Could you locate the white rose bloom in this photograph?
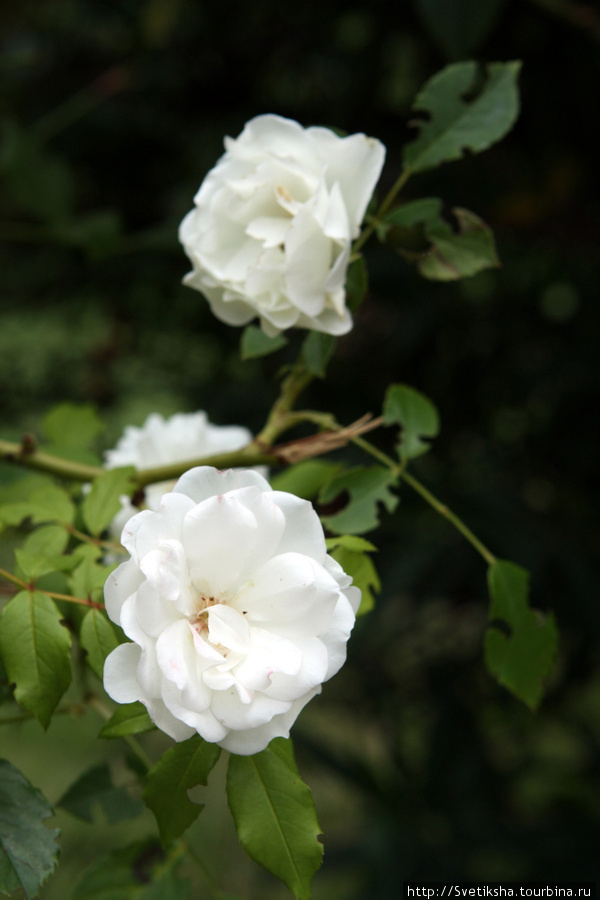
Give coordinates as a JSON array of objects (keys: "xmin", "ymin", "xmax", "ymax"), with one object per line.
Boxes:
[
  {"xmin": 103, "ymin": 466, "xmax": 360, "ymax": 755},
  {"xmin": 104, "ymin": 411, "xmax": 259, "ymax": 536},
  {"xmin": 179, "ymin": 114, "xmax": 385, "ymax": 337}
]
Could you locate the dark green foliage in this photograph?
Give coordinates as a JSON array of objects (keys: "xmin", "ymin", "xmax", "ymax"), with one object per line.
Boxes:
[{"xmin": 0, "ymin": 759, "xmax": 60, "ymax": 898}]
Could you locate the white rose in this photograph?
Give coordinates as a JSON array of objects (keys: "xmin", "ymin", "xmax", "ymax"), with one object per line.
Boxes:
[
  {"xmin": 179, "ymin": 114, "xmax": 385, "ymax": 337},
  {"xmin": 103, "ymin": 466, "xmax": 360, "ymax": 755},
  {"xmin": 104, "ymin": 411, "xmax": 261, "ymax": 536}
]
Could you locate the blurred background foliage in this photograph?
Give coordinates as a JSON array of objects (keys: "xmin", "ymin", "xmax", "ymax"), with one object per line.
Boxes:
[{"xmin": 1, "ymin": 0, "xmax": 600, "ymax": 895}]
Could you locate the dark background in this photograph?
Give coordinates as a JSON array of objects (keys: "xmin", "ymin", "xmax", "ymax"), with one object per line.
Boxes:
[{"xmin": 1, "ymin": 0, "xmax": 600, "ymax": 895}]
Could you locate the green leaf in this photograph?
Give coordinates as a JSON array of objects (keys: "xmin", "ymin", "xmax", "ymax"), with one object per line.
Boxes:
[
  {"xmin": 13, "ymin": 524, "xmax": 71, "ymax": 580},
  {"xmin": 70, "ymin": 840, "xmax": 190, "ymax": 900},
  {"xmin": 42, "ymin": 402, "xmax": 104, "ymax": 450},
  {"xmin": 69, "ymin": 544, "xmax": 110, "ymax": 603},
  {"xmin": 485, "ymin": 560, "xmax": 558, "ymax": 709},
  {"xmin": 80, "ymin": 609, "xmax": 120, "ymax": 679},
  {"xmin": 240, "ymin": 325, "xmax": 288, "ymax": 359},
  {"xmin": 383, "ymin": 383, "xmax": 440, "ymax": 461},
  {"xmin": 419, "ymin": 208, "xmax": 499, "ymax": 281},
  {"xmin": 0, "ymin": 591, "xmax": 72, "ymax": 728},
  {"xmin": 320, "ymin": 466, "xmax": 398, "ymax": 534},
  {"xmin": 13, "ymin": 550, "xmax": 64, "ymax": 582},
  {"xmin": 22, "ymin": 524, "xmax": 69, "ymax": 557},
  {"xmin": 326, "ymin": 535, "xmax": 380, "ymax": 615},
  {"xmin": 270, "ymin": 460, "xmax": 344, "ymax": 500},
  {"xmin": 0, "ymin": 759, "xmax": 60, "ymax": 899},
  {"xmin": 227, "ymin": 738, "xmax": 322, "ymax": 900},
  {"xmin": 99, "ymin": 702, "xmax": 156, "ymax": 739},
  {"xmin": 383, "ymin": 197, "xmax": 442, "ymax": 229},
  {"xmin": 415, "ymin": 0, "xmax": 507, "ymax": 60},
  {"xmin": 58, "ymin": 763, "xmax": 143, "ymax": 824},
  {"xmin": 0, "ymin": 485, "xmax": 75, "ymax": 528},
  {"xmin": 82, "ymin": 467, "xmax": 136, "ymax": 536},
  {"xmin": 345, "ymin": 255, "xmax": 368, "ymax": 311},
  {"xmin": 403, "ymin": 61, "xmax": 521, "ymax": 174},
  {"xmin": 301, "ymin": 332, "xmax": 336, "ymax": 378},
  {"xmin": 143, "ymin": 736, "xmax": 221, "ymax": 845}
]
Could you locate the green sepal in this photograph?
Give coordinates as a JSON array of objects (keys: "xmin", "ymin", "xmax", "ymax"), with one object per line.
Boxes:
[
  {"xmin": 345, "ymin": 255, "xmax": 368, "ymax": 311},
  {"xmin": 301, "ymin": 332, "xmax": 336, "ymax": 378},
  {"xmin": 0, "ymin": 590, "xmax": 72, "ymax": 728},
  {"xmin": 0, "ymin": 759, "xmax": 60, "ymax": 899},
  {"xmin": 485, "ymin": 560, "xmax": 558, "ymax": 709},
  {"xmin": 143, "ymin": 735, "xmax": 221, "ymax": 845},
  {"xmin": 319, "ymin": 466, "xmax": 398, "ymax": 534},
  {"xmin": 99, "ymin": 702, "xmax": 156, "ymax": 739},
  {"xmin": 226, "ymin": 738, "xmax": 323, "ymax": 900},
  {"xmin": 383, "ymin": 383, "xmax": 440, "ymax": 461},
  {"xmin": 240, "ymin": 325, "xmax": 288, "ymax": 359},
  {"xmin": 403, "ymin": 60, "xmax": 521, "ymax": 174},
  {"xmin": 58, "ymin": 763, "xmax": 144, "ymax": 824}
]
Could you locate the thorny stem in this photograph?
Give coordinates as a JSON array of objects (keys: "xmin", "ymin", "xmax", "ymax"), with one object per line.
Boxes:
[{"xmin": 0, "ymin": 437, "xmax": 103, "ymax": 481}]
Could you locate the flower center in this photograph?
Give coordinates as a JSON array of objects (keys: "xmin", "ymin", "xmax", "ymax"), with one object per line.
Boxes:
[{"xmin": 189, "ymin": 594, "xmax": 220, "ymax": 634}]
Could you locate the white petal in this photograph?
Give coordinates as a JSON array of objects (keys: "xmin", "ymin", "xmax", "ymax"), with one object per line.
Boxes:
[
  {"xmin": 182, "ymin": 487, "xmax": 285, "ymax": 595},
  {"xmin": 307, "ymin": 128, "xmax": 386, "ymax": 235},
  {"xmin": 270, "ymin": 492, "xmax": 327, "ymax": 561},
  {"xmin": 207, "ymin": 605, "xmax": 251, "ymax": 654},
  {"xmin": 122, "ymin": 492, "xmax": 195, "ymax": 562},
  {"xmin": 210, "ymin": 686, "xmax": 291, "ymax": 731},
  {"xmin": 103, "ymin": 643, "xmax": 144, "ymax": 704},
  {"xmin": 173, "ymin": 465, "xmax": 271, "ymax": 504},
  {"xmin": 236, "ymin": 552, "xmax": 339, "ymax": 638},
  {"xmin": 103, "ymin": 559, "xmax": 143, "ymax": 625},
  {"xmin": 217, "ymin": 689, "xmax": 320, "ymax": 755},
  {"xmin": 284, "ymin": 207, "xmax": 332, "ymax": 317},
  {"xmin": 144, "ymin": 698, "xmax": 196, "ymax": 742}
]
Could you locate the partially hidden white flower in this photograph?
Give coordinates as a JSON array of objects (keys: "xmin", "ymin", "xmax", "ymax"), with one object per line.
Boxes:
[
  {"xmin": 103, "ymin": 466, "xmax": 360, "ymax": 755},
  {"xmin": 104, "ymin": 411, "xmax": 260, "ymax": 537},
  {"xmin": 179, "ymin": 114, "xmax": 385, "ymax": 337}
]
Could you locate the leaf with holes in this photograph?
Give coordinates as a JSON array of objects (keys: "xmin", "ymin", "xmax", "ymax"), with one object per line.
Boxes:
[
  {"xmin": 419, "ymin": 208, "xmax": 499, "ymax": 281},
  {"xmin": 403, "ymin": 61, "xmax": 521, "ymax": 174},
  {"xmin": 485, "ymin": 560, "xmax": 558, "ymax": 709},
  {"xmin": 143, "ymin": 736, "xmax": 221, "ymax": 845},
  {"xmin": 383, "ymin": 383, "xmax": 440, "ymax": 461},
  {"xmin": 320, "ymin": 466, "xmax": 398, "ymax": 535}
]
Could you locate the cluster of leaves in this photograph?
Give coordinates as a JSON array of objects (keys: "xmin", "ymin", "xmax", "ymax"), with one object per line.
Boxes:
[{"xmin": 0, "ymin": 59, "xmax": 558, "ymax": 900}]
